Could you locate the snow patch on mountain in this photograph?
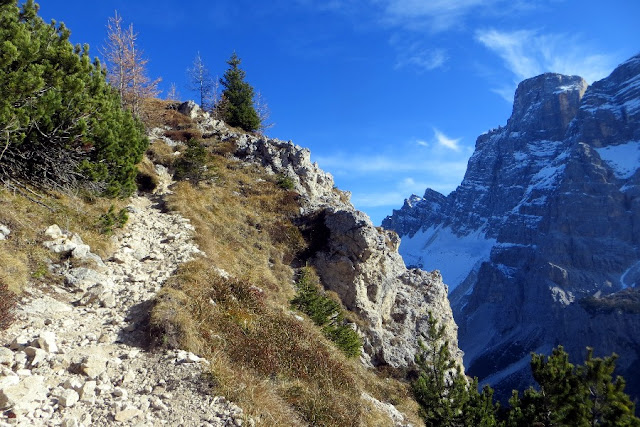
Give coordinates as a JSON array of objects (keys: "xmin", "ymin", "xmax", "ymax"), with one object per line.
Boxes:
[
  {"xmin": 595, "ymin": 141, "xmax": 640, "ymax": 179},
  {"xmin": 398, "ymin": 225, "xmax": 496, "ymax": 293},
  {"xmin": 620, "ymin": 260, "xmax": 640, "ymax": 289},
  {"xmin": 481, "ymin": 344, "xmax": 551, "ymax": 386}
]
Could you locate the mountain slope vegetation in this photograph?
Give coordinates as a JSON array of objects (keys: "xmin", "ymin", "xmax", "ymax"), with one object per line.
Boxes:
[{"xmin": 1, "ymin": 2, "xmax": 638, "ymax": 425}]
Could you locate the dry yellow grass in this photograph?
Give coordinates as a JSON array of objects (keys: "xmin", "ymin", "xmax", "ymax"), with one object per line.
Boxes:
[
  {"xmin": 136, "ymin": 156, "xmax": 160, "ymax": 192},
  {"xmin": 0, "ymin": 99, "xmax": 426, "ymax": 423},
  {"xmin": 146, "ymin": 140, "xmax": 178, "ymax": 168},
  {"xmin": 152, "ymin": 259, "xmax": 362, "ymax": 426},
  {"xmin": 143, "ymin": 104, "xmax": 424, "ymax": 426},
  {"xmin": 0, "ymin": 187, "xmax": 128, "ymax": 291},
  {"xmin": 139, "ymin": 98, "xmax": 188, "ymax": 130},
  {"xmin": 0, "ymin": 246, "xmax": 28, "ymax": 294},
  {"xmin": 149, "ymin": 148, "xmax": 424, "ymax": 425},
  {"xmin": 0, "ymin": 185, "xmax": 131, "ymax": 331},
  {"xmin": 165, "ymin": 157, "xmax": 303, "ymax": 306}
]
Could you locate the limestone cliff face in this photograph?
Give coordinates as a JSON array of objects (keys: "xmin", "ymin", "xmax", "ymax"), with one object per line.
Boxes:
[
  {"xmin": 311, "ymin": 208, "xmax": 460, "ymax": 368},
  {"xmin": 188, "ymin": 107, "xmax": 463, "ymax": 370},
  {"xmin": 383, "ymin": 54, "xmax": 640, "ymax": 400}
]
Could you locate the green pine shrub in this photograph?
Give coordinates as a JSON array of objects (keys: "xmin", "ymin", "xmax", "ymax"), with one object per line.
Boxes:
[
  {"xmin": 412, "ymin": 312, "xmax": 498, "ymax": 426},
  {"xmin": 0, "ymin": 0, "xmax": 147, "ymax": 196},
  {"xmin": 508, "ymin": 346, "xmax": 640, "ymax": 426},
  {"xmin": 276, "ymin": 174, "xmax": 295, "ymax": 190},
  {"xmin": 98, "ymin": 205, "xmax": 128, "ymax": 235},
  {"xmin": 173, "ymin": 139, "xmax": 211, "ymax": 183},
  {"xmin": 412, "ymin": 313, "xmax": 640, "ymax": 426},
  {"xmin": 291, "ymin": 267, "xmax": 362, "ymax": 358}
]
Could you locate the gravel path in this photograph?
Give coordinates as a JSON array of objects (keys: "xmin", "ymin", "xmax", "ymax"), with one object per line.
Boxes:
[{"xmin": 0, "ymin": 191, "xmax": 247, "ymax": 426}]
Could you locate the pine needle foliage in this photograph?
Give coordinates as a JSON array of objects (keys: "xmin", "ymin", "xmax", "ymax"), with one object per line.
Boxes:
[
  {"xmin": 412, "ymin": 312, "xmax": 498, "ymax": 427},
  {"xmin": 97, "ymin": 204, "xmax": 129, "ymax": 235},
  {"xmin": 0, "ymin": 0, "xmax": 147, "ymax": 196},
  {"xmin": 291, "ymin": 267, "xmax": 362, "ymax": 358},
  {"xmin": 508, "ymin": 346, "xmax": 640, "ymax": 427},
  {"xmin": 218, "ymin": 52, "xmax": 260, "ymax": 132},
  {"xmin": 173, "ymin": 138, "xmax": 211, "ymax": 183},
  {"xmin": 413, "ymin": 315, "xmax": 639, "ymax": 426}
]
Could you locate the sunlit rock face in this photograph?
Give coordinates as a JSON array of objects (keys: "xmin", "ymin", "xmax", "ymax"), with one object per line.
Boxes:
[
  {"xmin": 383, "ymin": 54, "xmax": 640, "ymax": 401},
  {"xmin": 197, "ymin": 110, "xmax": 463, "ymax": 371}
]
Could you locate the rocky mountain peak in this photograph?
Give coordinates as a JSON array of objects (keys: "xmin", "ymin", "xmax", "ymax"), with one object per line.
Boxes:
[
  {"xmin": 509, "ymin": 73, "xmax": 588, "ymax": 140},
  {"xmin": 574, "ymin": 53, "xmax": 640, "ymax": 147},
  {"xmin": 384, "ymin": 54, "xmax": 640, "ymax": 402}
]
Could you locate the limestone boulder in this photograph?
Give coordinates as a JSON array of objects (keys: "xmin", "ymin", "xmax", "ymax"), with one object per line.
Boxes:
[
  {"xmin": 0, "ymin": 224, "xmax": 9, "ymax": 240},
  {"xmin": 177, "ymin": 100, "xmax": 201, "ymax": 119},
  {"xmin": 0, "ymin": 375, "xmax": 48, "ymax": 414}
]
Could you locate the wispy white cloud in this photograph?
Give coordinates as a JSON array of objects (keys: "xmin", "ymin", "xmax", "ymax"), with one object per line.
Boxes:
[
  {"xmin": 351, "ymin": 190, "xmax": 408, "ymax": 208},
  {"xmin": 351, "ymin": 177, "xmax": 441, "ymax": 207},
  {"xmin": 490, "ymin": 87, "xmax": 517, "ymax": 103},
  {"xmin": 378, "ymin": 0, "xmax": 500, "ymax": 32},
  {"xmin": 315, "ymin": 153, "xmax": 468, "ymax": 176},
  {"xmin": 314, "ymin": 134, "xmax": 472, "ymax": 219},
  {"xmin": 475, "ymin": 28, "xmax": 617, "ymax": 99},
  {"xmin": 394, "ymin": 45, "xmax": 448, "ymax": 72},
  {"xmin": 317, "ymin": 154, "xmax": 440, "ymax": 174},
  {"xmin": 433, "ymin": 128, "xmax": 461, "ymax": 151}
]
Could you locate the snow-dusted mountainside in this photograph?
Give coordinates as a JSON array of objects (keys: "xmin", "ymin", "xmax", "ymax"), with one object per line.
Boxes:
[{"xmin": 383, "ymin": 54, "xmax": 640, "ymax": 400}]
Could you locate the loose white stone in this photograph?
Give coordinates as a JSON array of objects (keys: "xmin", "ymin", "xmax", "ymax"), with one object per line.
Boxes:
[
  {"xmin": 9, "ymin": 334, "xmax": 29, "ymax": 350},
  {"xmin": 115, "ymin": 405, "xmax": 142, "ymax": 422},
  {"xmin": 62, "ymin": 377, "xmax": 83, "ymax": 392},
  {"xmin": 71, "ymin": 244, "xmax": 91, "ymax": 260},
  {"xmin": 24, "ymin": 346, "xmax": 47, "ymax": 367},
  {"xmin": 0, "ymin": 376, "xmax": 19, "ymax": 389},
  {"xmin": 0, "ymin": 347, "xmax": 14, "ymax": 366},
  {"xmin": 0, "ymin": 224, "xmax": 9, "ymax": 240},
  {"xmin": 58, "ymin": 389, "xmax": 79, "ymax": 408},
  {"xmin": 113, "ymin": 387, "xmax": 128, "ymax": 400},
  {"xmin": 79, "ymin": 354, "xmax": 107, "ymax": 379},
  {"xmin": 0, "ymin": 375, "xmax": 47, "ymax": 413},
  {"xmin": 101, "ymin": 292, "xmax": 117, "ymax": 308},
  {"xmin": 13, "ymin": 351, "xmax": 27, "ymax": 368},
  {"xmin": 44, "ymin": 224, "xmax": 64, "ymax": 240},
  {"xmin": 121, "ymin": 370, "xmax": 136, "ymax": 384},
  {"xmin": 36, "ymin": 331, "xmax": 58, "ymax": 353},
  {"xmin": 79, "ymin": 380, "xmax": 96, "ymax": 402},
  {"xmin": 61, "ymin": 417, "xmax": 79, "ymax": 427}
]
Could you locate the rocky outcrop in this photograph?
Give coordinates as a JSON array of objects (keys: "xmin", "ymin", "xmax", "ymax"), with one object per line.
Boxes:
[
  {"xmin": 312, "ymin": 208, "xmax": 461, "ymax": 369},
  {"xmin": 190, "ymin": 105, "xmax": 462, "ymax": 371},
  {"xmin": 233, "ymin": 134, "xmax": 342, "ymax": 210},
  {"xmin": 383, "ymin": 54, "xmax": 640, "ymax": 400}
]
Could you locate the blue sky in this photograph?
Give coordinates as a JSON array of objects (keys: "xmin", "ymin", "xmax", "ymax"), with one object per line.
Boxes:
[{"xmin": 38, "ymin": 1, "xmax": 639, "ymax": 224}]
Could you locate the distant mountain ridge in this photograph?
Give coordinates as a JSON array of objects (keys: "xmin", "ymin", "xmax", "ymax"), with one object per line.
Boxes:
[{"xmin": 383, "ymin": 53, "xmax": 640, "ymax": 400}]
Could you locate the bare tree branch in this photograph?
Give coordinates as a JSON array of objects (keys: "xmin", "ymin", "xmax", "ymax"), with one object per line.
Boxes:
[
  {"xmin": 102, "ymin": 11, "xmax": 160, "ymax": 117},
  {"xmin": 254, "ymin": 91, "xmax": 274, "ymax": 135}
]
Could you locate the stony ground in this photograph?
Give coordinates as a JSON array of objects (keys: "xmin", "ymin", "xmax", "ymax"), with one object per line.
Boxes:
[{"xmin": 0, "ymin": 189, "xmax": 248, "ymax": 426}]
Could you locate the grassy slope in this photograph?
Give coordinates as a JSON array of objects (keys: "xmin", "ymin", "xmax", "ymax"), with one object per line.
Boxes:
[{"xmin": 1, "ymin": 100, "xmax": 424, "ymax": 426}]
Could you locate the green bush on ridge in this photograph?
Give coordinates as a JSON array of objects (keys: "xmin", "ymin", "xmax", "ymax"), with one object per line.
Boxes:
[{"xmin": 0, "ymin": 0, "xmax": 147, "ymax": 196}]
